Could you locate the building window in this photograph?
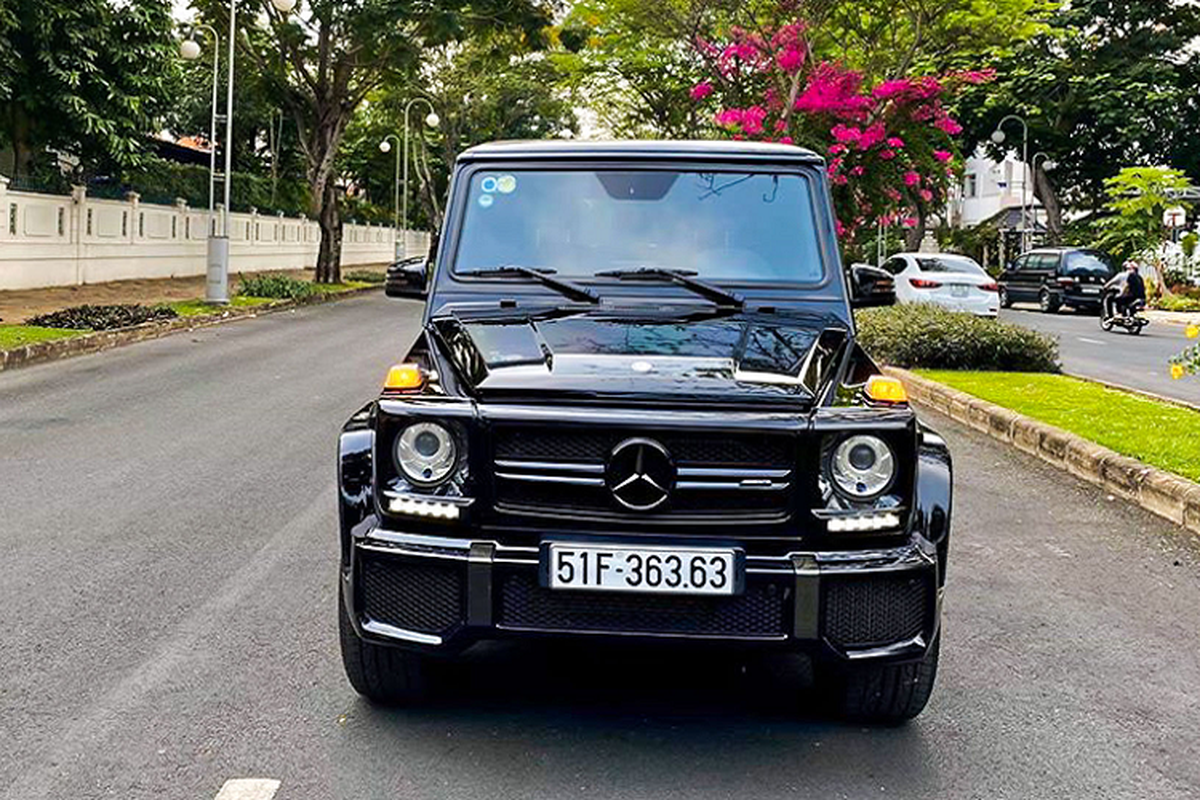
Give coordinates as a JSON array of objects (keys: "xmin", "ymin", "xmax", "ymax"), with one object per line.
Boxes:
[
  {"xmin": 139, "ymin": 212, "xmax": 145, "ymax": 238},
  {"xmin": 57, "ymin": 207, "xmax": 65, "ymax": 237},
  {"xmin": 172, "ymin": 217, "xmax": 177, "ymax": 238},
  {"xmin": 9, "ymin": 203, "xmax": 17, "ymax": 235},
  {"xmin": 186, "ymin": 218, "xmax": 191, "ymax": 239},
  {"xmin": 964, "ymin": 174, "xmax": 978, "ymax": 199},
  {"xmin": 122, "ymin": 212, "xmax": 128, "ymax": 237},
  {"xmin": 87, "ymin": 208, "xmax": 93, "ymax": 236}
]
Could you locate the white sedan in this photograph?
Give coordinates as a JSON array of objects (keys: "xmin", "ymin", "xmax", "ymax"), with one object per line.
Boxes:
[{"xmin": 882, "ymin": 252, "xmax": 1000, "ymax": 317}]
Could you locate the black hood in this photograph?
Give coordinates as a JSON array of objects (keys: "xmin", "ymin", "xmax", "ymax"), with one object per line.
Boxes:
[{"xmin": 432, "ymin": 306, "xmax": 849, "ymax": 406}]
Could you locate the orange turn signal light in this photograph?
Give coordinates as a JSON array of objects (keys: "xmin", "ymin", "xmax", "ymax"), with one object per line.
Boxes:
[
  {"xmin": 384, "ymin": 362, "xmax": 424, "ymax": 391},
  {"xmin": 865, "ymin": 375, "xmax": 908, "ymax": 404}
]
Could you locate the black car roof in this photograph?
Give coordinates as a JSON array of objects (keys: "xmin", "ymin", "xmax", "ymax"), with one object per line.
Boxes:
[{"xmin": 458, "ymin": 139, "xmax": 824, "ymax": 165}]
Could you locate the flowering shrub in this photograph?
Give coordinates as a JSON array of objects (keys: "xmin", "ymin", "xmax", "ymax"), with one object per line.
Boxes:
[
  {"xmin": 1169, "ymin": 324, "xmax": 1200, "ymax": 379},
  {"xmin": 691, "ymin": 16, "xmax": 991, "ymax": 245}
]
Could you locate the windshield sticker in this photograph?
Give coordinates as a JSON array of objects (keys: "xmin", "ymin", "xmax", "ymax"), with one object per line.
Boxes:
[
  {"xmin": 497, "ymin": 175, "xmax": 518, "ymax": 194},
  {"xmin": 480, "ymin": 176, "xmax": 499, "ymax": 193},
  {"xmin": 478, "ymin": 194, "xmax": 494, "ymax": 208}
]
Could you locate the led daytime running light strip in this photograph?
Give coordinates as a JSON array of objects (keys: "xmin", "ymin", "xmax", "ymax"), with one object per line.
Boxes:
[
  {"xmin": 389, "ymin": 496, "xmax": 461, "ymax": 520},
  {"xmin": 825, "ymin": 512, "xmax": 901, "ymax": 533}
]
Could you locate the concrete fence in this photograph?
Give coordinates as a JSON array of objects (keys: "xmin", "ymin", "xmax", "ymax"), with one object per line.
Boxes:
[{"xmin": 0, "ymin": 176, "xmax": 431, "ymax": 291}]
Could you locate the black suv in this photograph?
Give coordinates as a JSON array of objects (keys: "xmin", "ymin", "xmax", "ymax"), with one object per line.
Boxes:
[
  {"xmin": 337, "ymin": 141, "xmax": 953, "ymax": 722},
  {"xmin": 997, "ymin": 247, "xmax": 1116, "ymax": 313}
]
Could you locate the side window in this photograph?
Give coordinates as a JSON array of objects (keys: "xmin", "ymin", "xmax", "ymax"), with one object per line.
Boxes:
[
  {"xmin": 1041, "ymin": 253, "xmax": 1062, "ymax": 271},
  {"xmin": 882, "ymin": 257, "xmax": 906, "ymax": 275},
  {"xmin": 1010, "ymin": 255, "xmax": 1029, "ymax": 271}
]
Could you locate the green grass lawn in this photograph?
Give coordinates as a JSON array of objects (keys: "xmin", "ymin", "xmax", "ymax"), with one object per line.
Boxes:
[
  {"xmin": 0, "ymin": 324, "xmax": 88, "ymax": 350},
  {"xmin": 917, "ymin": 370, "xmax": 1200, "ymax": 483},
  {"xmin": 168, "ymin": 296, "xmax": 276, "ymax": 317},
  {"xmin": 308, "ymin": 280, "xmax": 373, "ymax": 294}
]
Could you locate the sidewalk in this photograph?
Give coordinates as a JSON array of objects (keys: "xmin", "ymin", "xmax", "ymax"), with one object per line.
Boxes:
[
  {"xmin": 1146, "ymin": 308, "xmax": 1200, "ymax": 327},
  {"xmin": 0, "ymin": 270, "xmax": 315, "ymax": 324}
]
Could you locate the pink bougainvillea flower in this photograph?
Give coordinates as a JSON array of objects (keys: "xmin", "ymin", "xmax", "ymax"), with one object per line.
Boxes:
[
  {"xmin": 901, "ymin": 217, "xmax": 918, "ymax": 228},
  {"xmin": 935, "ymin": 116, "xmax": 963, "ymax": 135},
  {"xmin": 714, "ymin": 108, "xmax": 744, "ymax": 127},
  {"xmin": 879, "ymin": 149, "xmax": 896, "ymax": 160},
  {"xmin": 919, "ymin": 189, "xmax": 934, "ymax": 202},
  {"xmin": 872, "ymin": 79, "xmax": 912, "ymax": 100},
  {"xmin": 828, "ymin": 143, "xmax": 847, "ymax": 155},
  {"xmin": 831, "ymin": 124, "xmax": 862, "ymax": 145},
  {"xmin": 903, "ymin": 171, "xmax": 922, "ymax": 187},
  {"xmin": 885, "ymin": 188, "xmax": 903, "ymax": 201},
  {"xmin": 779, "ymin": 136, "xmax": 794, "ymax": 145},
  {"xmin": 690, "ymin": 82, "xmax": 714, "ymax": 101},
  {"xmin": 857, "ymin": 122, "xmax": 886, "ymax": 150},
  {"xmin": 739, "ymin": 105, "xmax": 768, "ymax": 134},
  {"xmin": 835, "ymin": 219, "xmax": 846, "ymax": 236},
  {"xmin": 933, "ymin": 149, "xmax": 953, "ymax": 162},
  {"xmin": 777, "ymin": 47, "xmax": 804, "ymax": 73},
  {"xmin": 774, "ymin": 119, "xmax": 788, "ymax": 133},
  {"xmin": 850, "ymin": 165, "xmax": 865, "ymax": 176},
  {"xmin": 886, "ymin": 137, "xmax": 905, "ymax": 148},
  {"xmin": 832, "ymin": 174, "xmax": 849, "ymax": 185}
]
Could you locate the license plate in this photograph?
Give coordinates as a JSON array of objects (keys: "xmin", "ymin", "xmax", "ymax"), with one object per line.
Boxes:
[
  {"xmin": 951, "ymin": 284, "xmax": 970, "ymax": 298},
  {"xmin": 545, "ymin": 543, "xmax": 739, "ymax": 596},
  {"xmin": 1081, "ymin": 286, "xmax": 1100, "ymax": 294}
]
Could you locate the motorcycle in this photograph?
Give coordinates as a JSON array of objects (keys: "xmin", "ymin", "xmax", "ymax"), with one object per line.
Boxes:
[{"xmin": 1099, "ymin": 290, "xmax": 1148, "ymax": 335}]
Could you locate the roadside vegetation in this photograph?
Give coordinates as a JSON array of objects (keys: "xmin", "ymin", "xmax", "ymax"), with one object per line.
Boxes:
[
  {"xmin": 0, "ymin": 325, "xmax": 87, "ymax": 349},
  {"xmin": 27, "ymin": 304, "xmax": 178, "ymax": 330},
  {"xmin": 917, "ymin": 370, "xmax": 1200, "ymax": 483},
  {"xmin": 856, "ymin": 305, "xmax": 1060, "ymax": 372}
]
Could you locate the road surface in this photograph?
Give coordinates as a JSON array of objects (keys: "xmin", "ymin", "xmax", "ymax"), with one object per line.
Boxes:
[
  {"xmin": 1000, "ymin": 304, "xmax": 1200, "ymax": 405},
  {"xmin": 2, "ymin": 294, "xmax": 1199, "ymax": 799}
]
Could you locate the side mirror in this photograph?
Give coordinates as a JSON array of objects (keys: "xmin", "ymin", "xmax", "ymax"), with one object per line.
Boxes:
[
  {"xmin": 385, "ymin": 258, "xmax": 429, "ymax": 300},
  {"xmin": 848, "ymin": 263, "xmax": 896, "ymax": 309}
]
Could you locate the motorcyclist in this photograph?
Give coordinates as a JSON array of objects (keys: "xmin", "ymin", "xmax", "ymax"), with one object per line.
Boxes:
[{"xmin": 1103, "ymin": 261, "xmax": 1146, "ymax": 318}]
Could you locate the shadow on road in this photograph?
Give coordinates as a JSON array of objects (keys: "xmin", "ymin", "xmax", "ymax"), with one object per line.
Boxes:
[{"xmin": 330, "ymin": 641, "xmax": 940, "ymax": 797}]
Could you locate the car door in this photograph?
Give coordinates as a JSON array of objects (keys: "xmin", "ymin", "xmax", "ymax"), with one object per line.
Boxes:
[
  {"xmin": 1034, "ymin": 252, "xmax": 1061, "ymax": 296},
  {"xmin": 1001, "ymin": 254, "xmax": 1029, "ymax": 299}
]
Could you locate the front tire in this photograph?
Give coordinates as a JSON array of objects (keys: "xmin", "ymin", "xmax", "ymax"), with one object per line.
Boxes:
[
  {"xmin": 820, "ymin": 633, "xmax": 940, "ymax": 724},
  {"xmin": 1038, "ymin": 288, "xmax": 1060, "ymax": 313},
  {"xmin": 339, "ymin": 588, "xmax": 432, "ymax": 705}
]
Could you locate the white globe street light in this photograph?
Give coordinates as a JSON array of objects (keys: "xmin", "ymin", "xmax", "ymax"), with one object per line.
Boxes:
[
  {"xmin": 991, "ymin": 115, "xmax": 1030, "ymax": 251},
  {"xmin": 271, "ymin": 0, "xmax": 298, "ymax": 11},
  {"xmin": 990, "ymin": 129, "xmax": 1006, "ymax": 144},
  {"xmin": 424, "ymin": 112, "xmax": 440, "ymax": 128},
  {"xmin": 379, "ymin": 139, "xmax": 392, "ymax": 154},
  {"xmin": 180, "ymin": 39, "xmax": 203, "ymax": 61}
]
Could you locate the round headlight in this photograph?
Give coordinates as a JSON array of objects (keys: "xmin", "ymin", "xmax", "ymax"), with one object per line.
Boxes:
[
  {"xmin": 831, "ymin": 435, "xmax": 895, "ymax": 498},
  {"xmin": 395, "ymin": 422, "xmax": 457, "ymax": 486}
]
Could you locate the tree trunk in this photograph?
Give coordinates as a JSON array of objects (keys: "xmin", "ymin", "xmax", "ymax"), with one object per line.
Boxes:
[
  {"xmin": 1033, "ymin": 165, "xmax": 1063, "ymax": 244},
  {"xmin": 315, "ymin": 177, "xmax": 342, "ymax": 284}
]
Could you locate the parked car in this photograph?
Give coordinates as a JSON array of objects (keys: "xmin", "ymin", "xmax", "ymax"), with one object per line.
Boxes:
[
  {"xmin": 881, "ymin": 252, "xmax": 999, "ymax": 317},
  {"xmin": 337, "ymin": 140, "xmax": 952, "ymax": 723},
  {"xmin": 385, "ymin": 255, "xmax": 429, "ymax": 299},
  {"xmin": 997, "ymin": 247, "xmax": 1116, "ymax": 313}
]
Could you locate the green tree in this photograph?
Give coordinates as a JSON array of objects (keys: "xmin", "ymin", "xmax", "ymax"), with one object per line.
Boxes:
[
  {"xmin": 955, "ymin": 0, "xmax": 1200, "ymax": 242},
  {"xmin": 230, "ymin": 0, "xmax": 555, "ymax": 283},
  {"xmin": 0, "ymin": 0, "xmax": 179, "ymax": 181},
  {"xmin": 1096, "ymin": 166, "xmax": 1193, "ymax": 266}
]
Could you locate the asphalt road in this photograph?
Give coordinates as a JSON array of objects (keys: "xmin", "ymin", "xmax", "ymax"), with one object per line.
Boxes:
[
  {"xmin": 3, "ymin": 293, "xmax": 1200, "ymax": 799},
  {"xmin": 1000, "ymin": 304, "xmax": 1200, "ymax": 405}
]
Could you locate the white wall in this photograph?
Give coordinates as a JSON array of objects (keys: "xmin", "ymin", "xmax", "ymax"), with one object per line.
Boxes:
[
  {"xmin": 951, "ymin": 149, "xmax": 1040, "ymax": 228},
  {"xmin": 0, "ymin": 178, "xmax": 431, "ymax": 291}
]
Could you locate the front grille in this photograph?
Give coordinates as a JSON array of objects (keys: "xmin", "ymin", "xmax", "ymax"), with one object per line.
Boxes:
[
  {"xmin": 360, "ymin": 555, "xmax": 466, "ymax": 636},
  {"xmin": 496, "ymin": 572, "xmax": 790, "ymax": 638},
  {"xmin": 492, "ymin": 427, "xmax": 796, "ymax": 520},
  {"xmin": 822, "ymin": 573, "xmax": 929, "ymax": 649}
]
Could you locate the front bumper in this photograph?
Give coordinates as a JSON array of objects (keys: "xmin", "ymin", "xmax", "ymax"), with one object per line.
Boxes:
[{"xmin": 341, "ymin": 525, "xmax": 942, "ymax": 664}]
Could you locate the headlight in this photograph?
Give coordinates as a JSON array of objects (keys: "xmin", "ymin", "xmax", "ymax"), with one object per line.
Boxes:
[
  {"xmin": 830, "ymin": 435, "xmax": 895, "ymax": 498},
  {"xmin": 395, "ymin": 422, "xmax": 458, "ymax": 486}
]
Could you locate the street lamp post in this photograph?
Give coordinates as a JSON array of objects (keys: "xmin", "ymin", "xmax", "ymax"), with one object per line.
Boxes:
[
  {"xmin": 1030, "ymin": 152, "xmax": 1057, "ymax": 238},
  {"xmin": 180, "ymin": 25, "xmax": 219, "ymax": 224},
  {"xmin": 401, "ymin": 98, "xmax": 440, "ymax": 258},
  {"xmin": 991, "ymin": 115, "xmax": 1030, "ymax": 252},
  {"xmin": 181, "ymin": 0, "xmax": 297, "ymax": 304},
  {"xmin": 378, "ymin": 134, "xmax": 402, "ymax": 259}
]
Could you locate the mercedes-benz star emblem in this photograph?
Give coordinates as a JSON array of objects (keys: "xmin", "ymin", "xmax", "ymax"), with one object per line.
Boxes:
[{"xmin": 607, "ymin": 438, "xmax": 675, "ymax": 511}]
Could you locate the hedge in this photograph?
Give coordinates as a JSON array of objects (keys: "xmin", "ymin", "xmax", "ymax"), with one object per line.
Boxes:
[{"xmin": 856, "ymin": 304, "xmax": 1060, "ymax": 372}]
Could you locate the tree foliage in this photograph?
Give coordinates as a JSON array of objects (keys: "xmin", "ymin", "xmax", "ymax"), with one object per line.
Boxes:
[
  {"xmin": 954, "ymin": 0, "xmax": 1200, "ymax": 240},
  {"xmin": 0, "ymin": 0, "xmax": 180, "ymax": 180},
  {"xmin": 1096, "ymin": 166, "xmax": 1193, "ymax": 266}
]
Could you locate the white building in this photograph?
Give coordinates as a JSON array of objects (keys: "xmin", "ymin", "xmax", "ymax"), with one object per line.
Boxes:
[{"xmin": 950, "ymin": 148, "xmax": 1041, "ymax": 229}]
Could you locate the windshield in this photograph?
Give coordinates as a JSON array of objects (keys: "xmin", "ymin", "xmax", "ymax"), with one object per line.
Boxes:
[
  {"xmin": 452, "ymin": 169, "xmax": 826, "ymax": 284},
  {"xmin": 1064, "ymin": 251, "xmax": 1115, "ymax": 276},
  {"xmin": 916, "ymin": 256, "xmax": 986, "ymax": 275}
]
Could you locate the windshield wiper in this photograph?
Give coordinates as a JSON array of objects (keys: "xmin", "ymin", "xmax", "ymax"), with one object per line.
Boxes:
[
  {"xmin": 459, "ymin": 265, "xmax": 600, "ymax": 304},
  {"xmin": 594, "ymin": 267, "xmax": 744, "ymax": 309}
]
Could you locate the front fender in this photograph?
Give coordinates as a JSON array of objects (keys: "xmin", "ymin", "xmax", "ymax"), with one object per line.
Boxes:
[
  {"xmin": 912, "ymin": 423, "xmax": 953, "ymax": 584},
  {"xmin": 338, "ymin": 403, "xmax": 376, "ymax": 566}
]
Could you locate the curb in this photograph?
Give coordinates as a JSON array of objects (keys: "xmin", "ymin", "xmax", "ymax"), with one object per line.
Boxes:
[
  {"xmin": 886, "ymin": 366, "xmax": 1200, "ymax": 535},
  {"xmin": 0, "ymin": 285, "xmax": 382, "ymax": 375}
]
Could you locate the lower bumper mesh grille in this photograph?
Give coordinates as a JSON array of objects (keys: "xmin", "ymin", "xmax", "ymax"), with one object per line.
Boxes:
[
  {"xmin": 822, "ymin": 573, "xmax": 929, "ymax": 649},
  {"xmin": 496, "ymin": 573, "xmax": 790, "ymax": 638},
  {"xmin": 360, "ymin": 556, "xmax": 466, "ymax": 636}
]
